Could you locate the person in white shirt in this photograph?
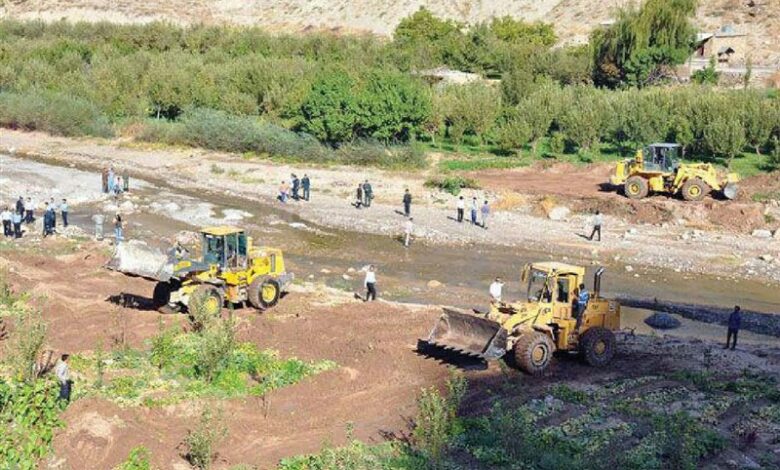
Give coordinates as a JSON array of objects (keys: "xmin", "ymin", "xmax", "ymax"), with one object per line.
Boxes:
[
  {"xmin": 489, "ymin": 277, "xmax": 504, "ymax": 303},
  {"xmin": 56, "ymin": 354, "xmax": 72, "ymax": 402},
  {"xmin": 404, "ymin": 217, "xmax": 414, "ymax": 247},
  {"xmin": 456, "ymin": 196, "xmax": 465, "ymax": 223},
  {"xmin": 61, "ymin": 199, "xmax": 69, "ymax": 227},
  {"xmin": 24, "ymin": 197, "xmax": 34, "ymax": 224},
  {"xmin": 1, "ymin": 207, "xmax": 12, "ymax": 237},
  {"xmin": 11, "ymin": 211, "xmax": 22, "ymax": 238},
  {"xmin": 364, "ymin": 265, "xmax": 377, "ymax": 301},
  {"xmin": 589, "ymin": 210, "xmax": 603, "ymax": 242}
]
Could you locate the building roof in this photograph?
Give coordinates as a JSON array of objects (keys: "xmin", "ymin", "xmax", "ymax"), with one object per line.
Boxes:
[
  {"xmin": 714, "ymin": 24, "xmax": 746, "ymax": 37},
  {"xmin": 718, "ymin": 46, "xmax": 736, "ymax": 55}
]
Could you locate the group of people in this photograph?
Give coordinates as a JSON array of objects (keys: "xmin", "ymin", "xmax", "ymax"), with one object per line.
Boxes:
[
  {"xmin": 278, "ymin": 173, "xmax": 311, "ymax": 203},
  {"xmin": 1, "ymin": 196, "xmax": 69, "ymax": 239},
  {"xmin": 455, "ymin": 196, "xmax": 491, "ymax": 229},
  {"xmin": 354, "ymin": 180, "xmax": 374, "ymax": 208},
  {"xmin": 101, "ymin": 166, "xmax": 129, "ymax": 195}
]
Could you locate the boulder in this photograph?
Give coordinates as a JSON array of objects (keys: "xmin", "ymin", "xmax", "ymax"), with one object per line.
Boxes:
[
  {"xmin": 644, "ymin": 312, "xmax": 681, "ymax": 329},
  {"xmin": 427, "ymin": 280, "xmax": 443, "ymax": 289},
  {"xmin": 625, "ymin": 265, "xmax": 634, "ymax": 272},
  {"xmin": 751, "ymin": 229, "xmax": 772, "ymax": 239},
  {"xmin": 547, "ymin": 206, "xmax": 570, "ymax": 221},
  {"xmin": 774, "ymin": 229, "xmax": 780, "ymax": 240},
  {"xmin": 759, "ymin": 254, "xmax": 774, "ymax": 262}
]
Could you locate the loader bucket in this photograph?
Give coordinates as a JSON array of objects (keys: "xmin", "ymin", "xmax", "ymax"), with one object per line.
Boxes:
[
  {"xmin": 106, "ymin": 240, "xmax": 174, "ymax": 282},
  {"xmin": 424, "ymin": 308, "xmax": 507, "ymax": 360},
  {"xmin": 723, "ymin": 183, "xmax": 738, "ymax": 200}
]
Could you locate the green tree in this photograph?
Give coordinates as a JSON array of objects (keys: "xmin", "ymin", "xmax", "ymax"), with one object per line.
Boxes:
[
  {"xmin": 691, "ymin": 57, "xmax": 719, "ymax": 85},
  {"xmin": 703, "ymin": 112, "xmax": 746, "ymax": 166},
  {"xmin": 742, "ymin": 94, "xmax": 778, "ymax": 154},
  {"xmin": 356, "ymin": 71, "xmax": 431, "ymax": 143},
  {"xmin": 558, "ymin": 87, "xmax": 608, "ymax": 151},
  {"xmin": 297, "ymin": 69, "xmax": 358, "ymax": 145},
  {"xmin": 591, "ymin": 0, "xmax": 698, "ymax": 87},
  {"xmin": 489, "ymin": 17, "xmax": 557, "ymax": 47}
]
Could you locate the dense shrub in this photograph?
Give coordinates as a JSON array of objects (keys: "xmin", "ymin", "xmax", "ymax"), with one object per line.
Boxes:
[{"xmin": 0, "ymin": 90, "xmax": 113, "ymax": 137}]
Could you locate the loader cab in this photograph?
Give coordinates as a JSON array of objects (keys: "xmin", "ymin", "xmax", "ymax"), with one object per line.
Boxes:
[
  {"xmin": 201, "ymin": 226, "xmax": 248, "ymax": 271},
  {"xmin": 523, "ymin": 262, "xmax": 584, "ymax": 319},
  {"xmin": 641, "ymin": 143, "xmax": 681, "ymax": 174}
]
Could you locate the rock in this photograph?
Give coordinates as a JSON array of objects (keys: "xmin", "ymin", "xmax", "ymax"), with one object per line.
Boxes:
[
  {"xmin": 119, "ymin": 200, "xmax": 135, "ymax": 212},
  {"xmin": 342, "ymin": 274, "xmax": 351, "ymax": 280},
  {"xmin": 547, "ymin": 206, "xmax": 570, "ymax": 221},
  {"xmin": 103, "ymin": 203, "xmax": 119, "ymax": 212},
  {"xmin": 760, "ymin": 254, "xmax": 774, "ymax": 262},
  {"xmin": 627, "ymin": 228, "xmax": 638, "ymax": 235},
  {"xmin": 774, "ymin": 229, "xmax": 780, "ymax": 239},
  {"xmin": 347, "ymin": 267, "xmax": 356, "ymax": 273},
  {"xmin": 752, "ymin": 229, "xmax": 772, "ymax": 239},
  {"xmin": 164, "ymin": 202, "xmax": 181, "ymax": 213},
  {"xmin": 644, "ymin": 312, "xmax": 681, "ymax": 329},
  {"xmin": 320, "ymin": 268, "xmax": 331, "ymax": 274},
  {"xmin": 625, "ymin": 265, "xmax": 634, "ymax": 272},
  {"xmin": 427, "ymin": 280, "xmax": 443, "ymax": 289}
]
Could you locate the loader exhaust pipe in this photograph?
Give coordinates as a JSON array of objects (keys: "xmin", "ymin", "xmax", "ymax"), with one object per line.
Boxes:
[{"xmin": 593, "ymin": 267, "xmax": 605, "ymax": 298}]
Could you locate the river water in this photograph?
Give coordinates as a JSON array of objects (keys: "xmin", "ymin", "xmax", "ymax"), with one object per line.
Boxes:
[{"xmin": 1, "ymin": 153, "xmax": 777, "ymax": 345}]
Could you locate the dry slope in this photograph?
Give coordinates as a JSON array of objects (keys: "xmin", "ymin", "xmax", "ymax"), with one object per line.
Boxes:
[{"xmin": 1, "ymin": 0, "xmax": 778, "ymax": 64}]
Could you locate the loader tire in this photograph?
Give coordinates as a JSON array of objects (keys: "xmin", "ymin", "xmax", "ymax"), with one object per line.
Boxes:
[
  {"xmin": 513, "ymin": 332, "xmax": 555, "ymax": 375},
  {"xmin": 681, "ymin": 178, "xmax": 709, "ymax": 202},
  {"xmin": 580, "ymin": 327, "xmax": 616, "ymax": 367},
  {"xmin": 189, "ymin": 285, "xmax": 223, "ymax": 318},
  {"xmin": 152, "ymin": 281, "xmax": 173, "ymax": 308},
  {"xmin": 248, "ymin": 278, "xmax": 280, "ymax": 310},
  {"xmin": 624, "ymin": 176, "xmax": 648, "ymax": 200}
]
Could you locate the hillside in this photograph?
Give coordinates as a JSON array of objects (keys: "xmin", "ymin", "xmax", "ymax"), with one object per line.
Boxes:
[{"xmin": 1, "ymin": 0, "xmax": 778, "ymax": 65}]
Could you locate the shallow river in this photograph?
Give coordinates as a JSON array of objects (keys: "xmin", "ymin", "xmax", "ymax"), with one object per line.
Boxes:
[{"xmin": 1, "ymin": 154, "xmax": 778, "ymax": 345}]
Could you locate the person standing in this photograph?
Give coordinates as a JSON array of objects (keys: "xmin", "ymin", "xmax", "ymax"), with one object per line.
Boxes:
[
  {"xmin": 92, "ymin": 213, "xmax": 105, "ymax": 240},
  {"xmin": 24, "ymin": 197, "xmax": 34, "ymax": 223},
  {"xmin": 480, "ymin": 200, "xmax": 490, "ymax": 229},
  {"xmin": 42, "ymin": 202, "xmax": 51, "ymax": 237},
  {"xmin": 725, "ymin": 306, "xmax": 741, "ymax": 350},
  {"xmin": 292, "ymin": 174, "xmax": 300, "ymax": 200},
  {"xmin": 115, "ymin": 175, "xmax": 123, "ymax": 194},
  {"xmin": 56, "ymin": 354, "xmax": 72, "ymax": 403},
  {"xmin": 122, "ymin": 170, "xmax": 130, "ymax": 192},
  {"xmin": 1, "ymin": 207, "xmax": 12, "ymax": 237},
  {"xmin": 11, "ymin": 210, "xmax": 22, "ymax": 238},
  {"xmin": 113, "ymin": 213, "xmax": 124, "ymax": 244},
  {"xmin": 456, "ymin": 196, "xmax": 465, "ymax": 223},
  {"xmin": 363, "ymin": 180, "xmax": 373, "ymax": 207},
  {"xmin": 61, "ymin": 199, "xmax": 69, "ymax": 227},
  {"xmin": 402, "ymin": 189, "xmax": 412, "ymax": 217},
  {"xmin": 470, "ymin": 197, "xmax": 478, "ymax": 225},
  {"xmin": 355, "ymin": 184, "xmax": 363, "ymax": 209},
  {"xmin": 489, "ymin": 277, "xmax": 504, "ymax": 302},
  {"xmin": 363, "ymin": 265, "xmax": 378, "ymax": 302},
  {"xmin": 302, "ymin": 174, "xmax": 311, "ymax": 201},
  {"xmin": 589, "ymin": 210, "xmax": 603, "ymax": 242},
  {"xmin": 49, "ymin": 198, "xmax": 57, "ymax": 231},
  {"xmin": 404, "ymin": 217, "xmax": 414, "ymax": 247},
  {"xmin": 101, "ymin": 167, "xmax": 109, "ymax": 193},
  {"xmin": 107, "ymin": 167, "xmax": 115, "ymax": 194},
  {"xmin": 15, "ymin": 196, "xmax": 24, "ymax": 217},
  {"xmin": 576, "ymin": 283, "xmax": 590, "ymax": 317}
]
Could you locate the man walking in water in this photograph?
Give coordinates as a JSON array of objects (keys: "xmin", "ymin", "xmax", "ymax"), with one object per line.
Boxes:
[{"xmin": 725, "ymin": 306, "xmax": 741, "ymax": 350}]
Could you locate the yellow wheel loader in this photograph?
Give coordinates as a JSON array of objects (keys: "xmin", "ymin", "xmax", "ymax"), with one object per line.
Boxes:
[
  {"xmin": 610, "ymin": 143, "xmax": 739, "ymax": 201},
  {"xmin": 422, "ymin": 262, "xmax": 620, "ymax": 375},
  {"xmin": 107, "ymin": 226, "xmax": 293, "ymax": 315}
]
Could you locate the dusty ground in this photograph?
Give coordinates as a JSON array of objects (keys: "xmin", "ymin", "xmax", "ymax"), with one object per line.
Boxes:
[
  {"xmin": 1, "ymin": 237, "xmax": 778, "ymax": 468},
  {"xmin": 2, "ymin": 129, "xmax": 779, "ymax": 287},
  {"xmin": 0, "ymin": 0, "xmax": 778, "ymax": 67}
]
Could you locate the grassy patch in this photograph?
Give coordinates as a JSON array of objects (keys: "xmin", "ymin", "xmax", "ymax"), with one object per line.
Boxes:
[
  {"xmin": 70, "ymin": 329, "xmax": 335, "ymax": 406},
  {"xmin": 423, "ymin": 175, "xmax": 481, "ymax": 196}
]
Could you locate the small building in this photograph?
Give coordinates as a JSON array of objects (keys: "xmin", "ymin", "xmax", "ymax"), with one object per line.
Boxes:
[{"xmin": 692, "ymin": 25, "xmax": 747, "ymax": 64}]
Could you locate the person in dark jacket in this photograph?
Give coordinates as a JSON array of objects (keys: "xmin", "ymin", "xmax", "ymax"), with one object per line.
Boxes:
[
  {"xmin": 402, "ymin": 189, "xmax": 412, "ymax": 217},
  {"xmin": 15, "ymin": 197, "xmax": 24, "ymax": 216},
  {"xmin": 42, "ymin": 203, "xmax": 53, "ymax": 237},
  {"xmin": 355, "ymin": 184, "xmax": 363, "ymax": 209},
  {"xmin": 301, "ymin": 174, "xmax": 311, "ymax": 201},
  {"xmin": 725, "ymin": 306, "xmax": 741, "ymax": 350},
  {"xmin": 363, "ymin": 180, "xmax": 373, "ymax": 207},
  {"xmin": 291, "ymin": 174, "xmax": 300, "ymax": 200}
]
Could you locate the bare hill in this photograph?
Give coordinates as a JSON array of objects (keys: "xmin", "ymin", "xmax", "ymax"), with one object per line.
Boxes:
[{"xmin": 1, "ymin": 0, "xmax": 778, "ymax": 65}]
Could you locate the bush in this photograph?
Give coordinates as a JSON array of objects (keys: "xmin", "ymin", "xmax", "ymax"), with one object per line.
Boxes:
[
  {"xmin": 194, "ymin": 316, "xmax": 237, "ymax": 383},
  {"xmin": 115, "ymin": 446, "xmax": 153, "ymax": 470},
  {"xmin": 2, "ymin": 309, "xmax": 47, "ymax": 383},
  {"xmin": 412, "ymin": 372, "xmax": 466, "ymax": 462},
  {"xmin": 0, "ymin": 90, "xmax": 113, "ymax": 137},
  {"xmin": 184, "ymin": 407, "xmax": 227, "ymax": 470},
  {"xmin": 548, "ymin": 132, "xmax": 566, "ymax": 155},
  {"xmin": 691, "ymin": 58, "xmax": 719, "ymax": 85},
  {"xmin": 424, "ymin": 176, "xmax": 481, "ymax": 196}
]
